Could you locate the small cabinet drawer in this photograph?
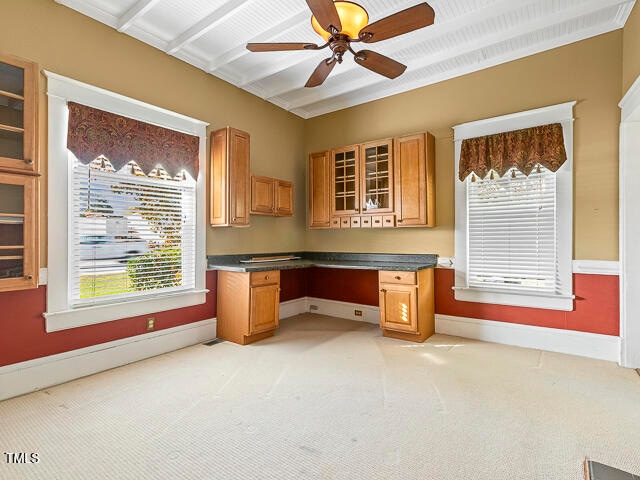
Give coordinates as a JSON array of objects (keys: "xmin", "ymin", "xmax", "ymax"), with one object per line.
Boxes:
[
  {"xmin": 250, "ymin": 270, "xmax": 280, "ymax": 286},
  {"xmin": 383, "ymin": 215, "xmax": 395, "ymax": 228},
  {"xmin": 340, "ymin": 217, "xmax": 350, "ymax": 228},
  {"xmin": 350, "ymin": 216, "xmax": 361, "ymax": 228},
  {"xmin": 361, "ymin": 216, "xmax": 372, "ymax": 228},
  {"xmin": 379, "ymin": 270, "xmax": 416, "ymax": 285},
  {"xmin": 330, "ymin": 216, "xmax": 341, "ymax": 228}
]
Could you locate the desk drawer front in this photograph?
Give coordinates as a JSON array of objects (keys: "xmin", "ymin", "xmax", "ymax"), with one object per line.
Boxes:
[
  {"xmin": 379, "ymin": 270, "xmax": 416, "ymax": 285},
  {"xmin": 250, "ymin": 270, "xmax": 280, "ymax": 286}
]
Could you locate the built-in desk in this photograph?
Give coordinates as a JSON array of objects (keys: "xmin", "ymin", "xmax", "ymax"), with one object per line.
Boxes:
[{"xmin": 208, "ymin": 252, "xmax": 438, "ymax": 344}]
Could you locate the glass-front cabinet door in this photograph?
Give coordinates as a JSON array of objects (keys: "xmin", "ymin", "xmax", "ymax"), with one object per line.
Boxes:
[
  {"xmin": 331, "ymin": 145, "xmax": 359, "ymax": 215},
  {"xmin": 0, "ymin": 173, "xmax": 37, "ymax": 291},
  {"xmin": 360, "ymin": 139, "xmax": 393, "ymax": 214},
  {"xmin": 0, "ymin": 54, "xmax": 38, "ymax": 173}
]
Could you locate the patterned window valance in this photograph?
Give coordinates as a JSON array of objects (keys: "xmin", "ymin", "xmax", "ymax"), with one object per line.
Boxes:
[
  {"xmin": 458, "ymin": 123, "xmax": 567, "ymax": 181},
  {"xmin": 66, "ymin": 101, "xmax": 199, "ymax": 179}
]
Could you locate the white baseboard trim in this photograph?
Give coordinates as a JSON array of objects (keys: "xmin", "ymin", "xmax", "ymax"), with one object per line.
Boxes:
[
  {"xmin": 0, "ymin": 318, "xmax": 217, "ymax": 402},
  {"xmin": 280, "ymin": 296, "xmax": 380, "ymax": 325},
  {"xmin": 279, "ymin": 298, "xmax": 308, "ymax": 319},
  {"xmin": 436, "ymin": 314, "xmax": 620, "ymax": 362}
]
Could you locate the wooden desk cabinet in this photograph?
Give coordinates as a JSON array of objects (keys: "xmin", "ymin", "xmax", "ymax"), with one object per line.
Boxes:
[
  {"xmin": 217, "ymin": 270, "xmax": 280, "ymax": 345},
  {"xmin": 378, "ymin": 269, "xmax": 434, "ymax": 342}
]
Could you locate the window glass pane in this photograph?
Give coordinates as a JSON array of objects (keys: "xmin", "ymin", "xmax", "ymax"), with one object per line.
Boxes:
[{"xmin": 0, "ymin": 183, "xmax": 24, "ymax": 279}]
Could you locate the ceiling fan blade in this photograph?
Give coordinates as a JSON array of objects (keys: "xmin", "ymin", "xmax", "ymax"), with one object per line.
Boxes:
[
  {"xmin": 359, "ymin": 3, "xmax": 435, "ymax": 43},
  {"xmin": 246, "ymin": 42, "xmax": 318, "ymax": 52},
  {"xmin": 305, "ymin": 58, "xmax": 337, "ymax": 87},
  {"xmin": 306, "ymin": 0, "xmax": 342, "ymax": 33},
  {"xmin": 354, "ymin": 50, "xmax": 407, "ymax": 79}
]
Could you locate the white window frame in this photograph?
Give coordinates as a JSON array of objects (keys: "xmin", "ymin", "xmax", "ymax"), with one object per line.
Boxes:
[
  {"xmin": 453, "ymin": 101, "xmax": 575, "ymax": 311},
  {"xmin": 43, "ymin": 71, "xmax": 209, "ymax": 332}
]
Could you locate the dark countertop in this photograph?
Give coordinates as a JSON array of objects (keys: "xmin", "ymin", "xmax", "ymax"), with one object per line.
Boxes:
[{"xmin": 207, "ymin": 251, "xmax": 438, "ymax": 272}]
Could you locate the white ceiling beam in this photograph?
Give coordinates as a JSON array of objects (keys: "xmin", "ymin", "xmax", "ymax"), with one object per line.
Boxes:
[
  {"xmin": 117, "ymin": 0, "xmax": 162, "ymax": 32},
  {"xmin": 208, "ymin": 9, "xmax": 310, "ymax": 72},
  {"xmin": 273, "ymin": 0, "xmax": 631, "ymax": 109},
  {"xmin": 166, "ymin": 0, "xmax": 250, "ymax": 55},
  {"xmin": 294, "ymin": 10, "xmax": 630, "ymax": 119}
]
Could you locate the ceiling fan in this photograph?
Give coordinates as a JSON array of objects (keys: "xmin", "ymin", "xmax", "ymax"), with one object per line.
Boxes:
[{"xmin": 246, "ymin": 1, "xmax": 435, "ymax": 87}]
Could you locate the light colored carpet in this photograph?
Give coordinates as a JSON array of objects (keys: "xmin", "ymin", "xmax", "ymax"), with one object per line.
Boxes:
[{"xmin": 1, "ymin": 314, "xmax": 639, "ymax": 480}]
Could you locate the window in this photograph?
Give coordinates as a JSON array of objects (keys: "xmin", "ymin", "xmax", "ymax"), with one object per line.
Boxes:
[
  {"xmin": 71, "ymin": 158, "xmax": 195, "ymax": 306},
  {"xmin": 453, "ymin": 102, "xmax": 575, "ymax": 310},
  {"xmin": 44, "ymin": 71, "xmax": 208, "ymax": 332}
]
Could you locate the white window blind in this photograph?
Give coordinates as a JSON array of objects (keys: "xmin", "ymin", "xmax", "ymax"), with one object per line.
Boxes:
[
  {"xmin": 466, "ymin": 166, "xmax": 558, "ymax": 294},
  {"xmin": 70, "ymin": 159, "xmax": 196, "ymax": 306}
]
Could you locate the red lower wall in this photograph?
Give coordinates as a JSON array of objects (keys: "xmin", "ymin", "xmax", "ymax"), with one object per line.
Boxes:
[
  {"xmin": 434, "ymin": 269, "xmax": 619, "ymax": 336},
  {"xmin": 0, "ymin": 271, "xmax": 217, "ymax": 368},
  {"xmin": 0, "ymin": 267, "xmax": 619, "ymax": 368}
]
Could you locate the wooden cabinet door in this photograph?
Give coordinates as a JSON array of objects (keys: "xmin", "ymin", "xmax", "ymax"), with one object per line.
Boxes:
[
  {"xmin": 360, "ymin": 139, "xmax": 393, "ymax": 214},
  {"xmin": 309, "ymin": 150, "xmax": 331, "ymax": 228},
  {"xmin": 250, "ymin": 283, "xmax": 280, "ymax": 334},
  {"xmin": 275, "ymin": 180, "xmax": 293, "ymax": 216},
  {"xmin": 379, "ymin": 283, "xmax": 418, "ymax": 333},
  {"xmin": 210, "ymin": 127, "xmax": 250, "ymax": 227},
  {"xmin": 0, "ymin": 54, "xmax": 38, "ymax": 174},
  {"xmin": 228, "ymin": 128, "xmax": 250, "ymax": 226},
  {"xmin": 331, "ymin": 145, "xmax": 360, "ymax": 216},
  {"xmin": 0, "ymin": 172, "xmax": 38, "ymax": 291},
  {"xmin": 250, "ymin": 174, "xmax": 275, "ymax": 214},
  {"xmin": 393, "ymin": 133, "xmax": 435, "ymax": 227}
]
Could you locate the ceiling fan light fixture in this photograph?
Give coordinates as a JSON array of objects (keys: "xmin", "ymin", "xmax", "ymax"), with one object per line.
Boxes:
[{"xmin": 311, "ymin": 1, "xmax": 369, "ymax": 41}]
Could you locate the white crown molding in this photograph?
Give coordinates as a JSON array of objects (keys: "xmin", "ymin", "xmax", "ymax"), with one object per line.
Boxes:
[
  {"xmin": 436, "ymin": 314, "xmax": 620, "ymax": 362},
  {"xmin": 0, "ymin": 318, "xmax": 216, "ymax": 402}
]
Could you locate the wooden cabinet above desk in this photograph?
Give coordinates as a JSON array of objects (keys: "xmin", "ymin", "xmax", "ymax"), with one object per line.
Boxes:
[{"xmin": 309, "ymin": 132, "xmax": 435, "ymax": 229}]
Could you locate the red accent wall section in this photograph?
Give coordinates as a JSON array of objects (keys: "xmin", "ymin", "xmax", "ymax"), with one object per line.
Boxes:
[
  {"xmin": 0, "ymin": 271, "xmax": 217, "ymax": 368},
  {"xmin": 280, "ymin": 268, "xmax": 308, "ymax": 302},
  {"xmin": 434, "ymin": 268, "xmax": 619, "ymax": 336},
  {"xmin": 306, "ymin": 267, "xmax": 379, "ymax": 306}
]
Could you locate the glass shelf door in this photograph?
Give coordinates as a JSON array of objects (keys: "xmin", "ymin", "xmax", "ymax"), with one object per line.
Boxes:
[{"xmin": 361, "ymin": 139, "xmax": 393, "ymax": 214}]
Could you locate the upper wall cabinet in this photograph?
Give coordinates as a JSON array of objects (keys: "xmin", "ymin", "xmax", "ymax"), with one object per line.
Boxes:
[
  {"xmin": 210, "ymin": 127, "xmax": 250, "ymax": 227},
  {"xmin": 308, "ymin": 150, "xmax": 331, "ymax": 228},
  {"xmin": 0, "ymin": 54, "xmax": 38, "ymax": 174},
  {"xmin": 309, "ymin": 132, "xmax": 435, "ymax": 229},
  {"xmin": 394, "ymin": 132, "xmax": 435, "ymax": 227},
  {"xmin": 250, "ymin": 174, "xmax": 293, "ymax": 217}
]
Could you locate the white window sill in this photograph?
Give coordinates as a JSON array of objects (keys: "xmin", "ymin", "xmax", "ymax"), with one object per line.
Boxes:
[
  {"xmin": 43, "ymin": 289, "xmax": 208, "ymax": 332},
  {"xmin": 453, "ymin": 286, "xmax": 574, "ymax": 311}
]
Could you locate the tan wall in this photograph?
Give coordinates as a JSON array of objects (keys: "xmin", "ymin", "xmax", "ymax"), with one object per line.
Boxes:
[
  {"xmin": 1, "ymin": 0, "xmax": 307, "ymax": 260},
  {"xmin": 304, "ymin": 32, "xmax": 622, "ymax": 261},
  {"xmin": 623, "ymin": 2, "xmax": 640, "ymax": 94}
]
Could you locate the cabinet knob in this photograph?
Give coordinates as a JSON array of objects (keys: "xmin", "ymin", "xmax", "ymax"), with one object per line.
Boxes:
[
  {"xmin": 232, "ymin": 217, "xmax": 236, "ymax": 222},
  {"xmin": 25, "ymin": 274, "xmax": 33, "ymax": 280},
  {"xmin": 380, "ymin": 289, "xmax": 386, "ymax": 293},
  {"xmin": 397, "ymin": 219, "xmax": 403, "ymax": 223},
  {"xmin": 265, "ymin": 275, "xmax": 269, "ymax": 280},
  {"xmin": 362, "ymin": 206, "xmax": 367, "ymax": 211},
  {"xmin": 394, "ymin": 276, "xmax": 401, "ymax": 280},
  {"xmin": 24, "ymin": 158, "xmax": 33, "ymax": 164}
]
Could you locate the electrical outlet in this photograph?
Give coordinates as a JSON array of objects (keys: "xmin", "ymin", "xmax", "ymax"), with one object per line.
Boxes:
[
  {"xmin": 354, "ymin": 310, "xmax": 363, "ymax": 316},
  {"xmin": 309, "ymin": 305, "xmax": 318, "ymax": 311},
  {"xmin": 146, "ymin": 317, "xmax": 155, "ymax": 331}
]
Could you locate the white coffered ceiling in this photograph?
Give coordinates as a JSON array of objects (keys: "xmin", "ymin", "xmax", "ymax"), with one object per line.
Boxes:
[{"xmin": 55, "ymin": 0, "xmax": 636, "ymax": 118}]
